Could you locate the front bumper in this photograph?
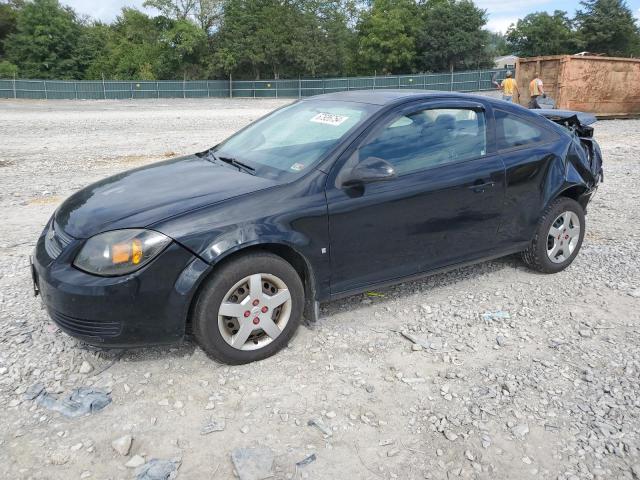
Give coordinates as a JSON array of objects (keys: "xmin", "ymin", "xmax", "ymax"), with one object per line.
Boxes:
[{"xmin": 32, "ymin": 223, "xmax": 210, "ymax": 347}]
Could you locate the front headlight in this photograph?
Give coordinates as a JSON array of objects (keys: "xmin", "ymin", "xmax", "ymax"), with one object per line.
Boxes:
[{"xmin": 73, "ymin": 229, "xmax": 171, "ymax": 276}]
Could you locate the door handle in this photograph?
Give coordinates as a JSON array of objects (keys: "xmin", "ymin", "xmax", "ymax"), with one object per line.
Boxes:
[{"xmin": 469, "ymin": 180, "xmax": 495, "ymax": 193}]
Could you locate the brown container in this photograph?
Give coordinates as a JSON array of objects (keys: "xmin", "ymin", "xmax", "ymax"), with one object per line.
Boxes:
[{"xmin": 515, "ymin": 55, "xmax": 640, "ymax": 117}]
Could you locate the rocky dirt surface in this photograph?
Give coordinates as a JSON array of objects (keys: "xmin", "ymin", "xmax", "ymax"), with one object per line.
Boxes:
[{"xmin": 0, "ymin": 99, "xmax": 639, "ymax": 480}]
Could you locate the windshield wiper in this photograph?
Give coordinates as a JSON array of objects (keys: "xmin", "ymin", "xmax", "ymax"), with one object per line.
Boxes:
[{"xmin": 208, "ymin": 151, "xmax": 255, "ymax": 175}]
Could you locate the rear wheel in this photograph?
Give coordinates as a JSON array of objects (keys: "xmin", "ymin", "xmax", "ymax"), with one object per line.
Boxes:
[
  {"xmin": 522, "ymin": 197, "xmax": 585, "ymax": 273},
  {"xmin": 193, "ymin": 252, "xmax": 304, "ymax": 364}
]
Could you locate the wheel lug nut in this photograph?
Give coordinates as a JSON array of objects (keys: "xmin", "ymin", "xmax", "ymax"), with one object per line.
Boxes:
[
  {"xmin": 244, "ymin": 311, "xmax": 250, "ymax": 318},
  {"xmin": 253, "ymin": 317, "xmax": 260, "ymax": 325},
  {"xmin": 261, "ymin": 306, "xmax": 268, "ymax": 313},
  {"xmin": 252, "ymin": 299, "xmax": 260, "ymax": 306}
]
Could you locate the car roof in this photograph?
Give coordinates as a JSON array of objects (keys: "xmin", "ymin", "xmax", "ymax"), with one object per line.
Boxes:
[{"xmin": 305, "ymin": 89, "xmax": 493, "ymax": 106}]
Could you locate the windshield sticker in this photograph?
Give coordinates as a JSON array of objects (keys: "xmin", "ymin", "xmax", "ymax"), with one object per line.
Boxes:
[
  {"xmin": 310, "ymin": 112, "xmax": 349, "ymax": 127},
  {"xmin": 290, "ymin": 162, "xmax": 305, "ymax": 171}
]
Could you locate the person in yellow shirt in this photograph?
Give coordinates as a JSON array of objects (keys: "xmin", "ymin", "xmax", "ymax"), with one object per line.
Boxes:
[
  {"xmin": 528, "ymin": 73, "xmax": 545, "ymax": 109},
  {"xmin": 500, "ymin": 71, "xmax": 519, "ymax": 103}
]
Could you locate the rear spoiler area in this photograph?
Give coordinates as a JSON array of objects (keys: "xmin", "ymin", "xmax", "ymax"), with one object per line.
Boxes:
[
  {"xmin": 534, "ymin": 108, "xmax": 596, "ymax": 127},
  {"xmin": 533, "ymin": 109, "xmax": 597, "ymax": 138}
]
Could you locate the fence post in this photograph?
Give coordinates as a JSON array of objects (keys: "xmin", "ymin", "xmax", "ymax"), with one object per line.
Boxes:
[
  {"xmin": 398, "ymin": 75, "xmax": 400, "ymax": 89},
  {"xmin": 477, "ymin": 70, "xmax": 481, "ymax": 91},
  {"xmin": 229, "ymin": 73, "xmax": 233, "ymax": 98},
  {"xmin": 450, "ymin": 67, "xmax": 454, "ymax": 91},
  {"xmin": 183, "ymin": 73, "xmax": 186, "ymax": 99},
  {"xmin": 275, "ymin": 80, "xmax": 278, "ymax": 99},
  {"xmin": 102, "ymin": 74, "xmax": 106, "ymax": 100},
  {"xmin": 44, "ymin": 80, "xmax": 48, "ymax": 100},
  {"xmin": 12, "ymin": 75, "xmax": 16, "ymax": 99},
  {"xmin": 74, "ymin": 81, "xmax": 78, "ymax": 100},
  {"xmin": 298, "ymin": 76, "xmax": 301, "ymax": 99},
  {"xmin": 156, "ymin": 81, "xmax": 159, "ymax": 99}
]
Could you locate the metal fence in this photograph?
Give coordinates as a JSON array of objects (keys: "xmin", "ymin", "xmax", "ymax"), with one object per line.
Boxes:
[{"xmin": 0, "ymin": 69, "xmax": 509, "ymax": 100}]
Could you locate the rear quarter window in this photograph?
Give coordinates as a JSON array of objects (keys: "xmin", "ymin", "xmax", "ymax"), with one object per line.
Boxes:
[{"xmin": 495, "ymin": 109, "xmax": 558, "ymax": 151}]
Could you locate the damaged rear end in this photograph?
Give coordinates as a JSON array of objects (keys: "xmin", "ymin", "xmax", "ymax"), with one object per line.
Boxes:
[{"xmin": 535, "ymin": 109, "xmax": 604, "ymax": 209}]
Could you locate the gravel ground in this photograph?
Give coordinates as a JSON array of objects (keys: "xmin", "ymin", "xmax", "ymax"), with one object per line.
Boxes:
[{"xmin": 1, "ymin": 98, "xmax": 639, "ymax": 480}]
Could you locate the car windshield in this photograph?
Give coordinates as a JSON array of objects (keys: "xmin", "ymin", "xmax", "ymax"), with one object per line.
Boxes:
[{"xmin": 213, "ymin": 100, "xmax": 379, "ymax": 180}]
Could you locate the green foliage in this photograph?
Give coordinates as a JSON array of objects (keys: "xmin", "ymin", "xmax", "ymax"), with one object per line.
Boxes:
[
  {"xmin": 5, "ymin": 0, "xmax": 84, "ymax": 78},
  {"xmin": 506, "ymin": 11, "xmax": 578, "ymax": 57},
  {"xmin": 356, "ymin": 0, "xmax": 421, "ymax": 74},
  {"xmin": 144, "ymin": 0, "xmax": 224, "ymax": 31},
  {"xmin": 418, "ymin": 0, "xmax": 492, "ymax": 71},
  {"xmin": 0, "ymin": 59, "xmax": 18, "ymax": 77},
  {"xmin": 0, "ymin": 1, "xmax": 20, "ymax": 57},
  {"xmin": 3, "ymin": 0, "xmax": 638, "ymax": 81},
  {"xmin": 486, "ymin": 31, "xmax": 509, "ymax": 58},
  {"xmin": 575, "ymin": 0, "xmax": 640, "ymax": 56}
]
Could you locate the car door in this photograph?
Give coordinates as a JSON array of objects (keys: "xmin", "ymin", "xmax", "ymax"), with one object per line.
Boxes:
[{"xmin": 325, "ymin": 100, "xmax": 506, "ymax": 295}]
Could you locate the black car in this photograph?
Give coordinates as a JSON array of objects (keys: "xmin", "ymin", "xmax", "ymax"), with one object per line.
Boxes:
[{"xmin": 32, "ymin": 91, "xmax": 603, "ymax": 364}]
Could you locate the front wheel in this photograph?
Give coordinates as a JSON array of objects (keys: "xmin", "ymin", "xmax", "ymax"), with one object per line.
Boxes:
[
  {"xmin": 193, "ymin": 252, "xmax": 304, "ymax": 364},
  {"xmin": 522, "ymin": 197, "xmax": 585, "ymax": 273}
]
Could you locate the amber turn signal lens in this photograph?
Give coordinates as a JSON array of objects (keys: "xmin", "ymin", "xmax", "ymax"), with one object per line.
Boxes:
[{"xmin": 132, "ymin": 238, "xmax": 143, "ymax": 264}]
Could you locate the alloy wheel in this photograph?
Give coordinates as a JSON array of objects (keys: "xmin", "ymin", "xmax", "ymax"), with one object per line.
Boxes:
[
  {"xmin": 547, "ymin": 211, "xmax": 580, "ymax": 263},
  {"xmin": 217, "ymin": 273, "xmax": 291, "ymax": 351}
]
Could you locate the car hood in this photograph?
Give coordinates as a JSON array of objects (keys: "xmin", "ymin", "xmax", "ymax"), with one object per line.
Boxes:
[{"xmin": 55, "ymin": 154, "xmax": 278, "ymax": 239}]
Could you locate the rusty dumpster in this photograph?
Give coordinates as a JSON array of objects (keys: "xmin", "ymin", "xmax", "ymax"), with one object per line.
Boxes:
[{"xmin": 515, "ymin": 55, "xmax": 640, "ymax": 117}]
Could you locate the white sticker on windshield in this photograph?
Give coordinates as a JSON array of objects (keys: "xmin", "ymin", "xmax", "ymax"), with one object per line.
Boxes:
[{"xmin": 310, "ymin": 112, "xmax": 349, "ymax": 126}]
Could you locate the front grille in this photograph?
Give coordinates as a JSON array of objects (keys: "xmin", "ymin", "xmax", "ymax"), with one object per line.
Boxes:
[
  {"xmin": 48, "ymin": 309, "xmax": 122, "ymax": 339},
  {"xmin": 44, "ymin": 221, "xmax": 74, "ymax": 259}
]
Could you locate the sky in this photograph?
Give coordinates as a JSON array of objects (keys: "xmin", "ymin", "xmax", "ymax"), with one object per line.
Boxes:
[{"xmin": 63, "ymin": 0, "xmax": 640, "ymax": 34}]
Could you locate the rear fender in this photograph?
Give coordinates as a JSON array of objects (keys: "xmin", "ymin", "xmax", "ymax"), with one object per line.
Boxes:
[{"xmin": 543, "ymin": 137, "xmax": 599, "ymax": 211}]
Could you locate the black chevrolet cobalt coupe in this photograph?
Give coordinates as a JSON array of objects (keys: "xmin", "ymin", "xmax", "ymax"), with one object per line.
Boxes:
[{"xmin": 32, "ymin": 91, "xmax": 603, "ymax": 364}]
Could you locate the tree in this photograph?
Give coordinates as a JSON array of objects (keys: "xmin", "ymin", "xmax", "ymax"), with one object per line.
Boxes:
[
  {"xmin": 4, "ymin": 0, "xmax": 84, "ymax": 78},
  {"xmin": 418, "ymin": 0, "xmax": 492, "ymax": 72},
  {"xmin": 0, "ymin": 1, "xmax": 22, "ymax": 57},
  {"xmin": 144, "ymin": 0, "xmax": 224, "ymax": 31},
  {"xmin": 575, "ymin": 0, "xmax": 640, "ymax": 56},
  {"xmin": 84, "ymin": 8, "xmax": 162, "ymax": 80},
  {"xmin": 295, "ymin": 0, "xmax": 356, "ymax": 77},
  {"xmin": 356, "ymin": 0, "xmax": 421, "ymax": 74},
  {"xmin": 486, "ymin": 31, "xmax": 509, "ymax": 58},
  {"xmin": 506, "ymin": 11, "xmax": 578, "ymax": 57},
  {"xmin": 0, "ymin": 59, "xmax": 18, "ymax": 77}
]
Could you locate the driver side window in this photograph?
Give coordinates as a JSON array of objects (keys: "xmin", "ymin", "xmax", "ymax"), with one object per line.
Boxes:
[{"xmin": 359, "ymin": 107, "xmax": 487, "ymax": 175}]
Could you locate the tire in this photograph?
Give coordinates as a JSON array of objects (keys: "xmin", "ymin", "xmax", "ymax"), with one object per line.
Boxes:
[
  {"xmin": 193, "ymin": 252, "xmax": 304, "ymax": 365},
  {"xmin": 522, "ymin": 197, "xmax": 585, "ymax": 274}
]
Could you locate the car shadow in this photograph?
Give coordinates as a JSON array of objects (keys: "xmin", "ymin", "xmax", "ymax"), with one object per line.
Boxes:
[{"xmin": 318, "ymin": 254, "xmax": 524, "ymax": 320}]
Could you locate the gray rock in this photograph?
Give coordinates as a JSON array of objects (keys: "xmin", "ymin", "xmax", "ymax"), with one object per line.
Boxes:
[
  {"xmin": 135, "ymin": 458, "xmax": 180, "ymax": 480},
  {"xmin": 112, "ymin": 434, "xmax": 133, "ymax": 456},
  {"xmin": 444, "ymin": 430, "xmax": 458, "ymax": 441},
  {"xmin": 79, "ymin": 361, "xmax": 94, "ymax": 374},
  {"xmin": 200, "ymin": 418, "xmax": 225, "ymax": 435},
  {"xmin": 231, "ymin": 448, "xmax": 274, "ymax": 480},
  {"xmin": 511, "ymin": 423, "xmax": 530, "ymax": 438},
  {"xmin": 24, "ymin": 382, "xmax": 45, "ymax": 400},
  {"xmin": 126, "ymin": 455, "xmax": 146, "ymax": 468}
]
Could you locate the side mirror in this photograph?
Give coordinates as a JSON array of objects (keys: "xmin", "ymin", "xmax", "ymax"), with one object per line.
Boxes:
[{"xmin": 341, "ymin": 157, "xmax": 396, "ymax": 187}]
